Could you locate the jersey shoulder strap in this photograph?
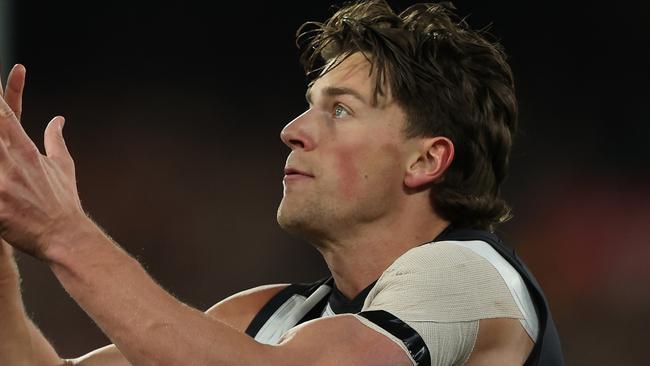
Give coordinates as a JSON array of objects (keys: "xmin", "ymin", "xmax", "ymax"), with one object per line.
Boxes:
[{"xmin": 245, "ymin": 276, "xmax": 332, "ymax": 343}]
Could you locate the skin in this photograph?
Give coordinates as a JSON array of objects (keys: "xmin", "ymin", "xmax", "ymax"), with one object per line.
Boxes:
[
  {"xmin": 277, "ymin": 53, "xmax": 454, "ymax": 298},
  {"xmin": 0, "ymin": 54, "xmax": 533, "ymax": 366}
]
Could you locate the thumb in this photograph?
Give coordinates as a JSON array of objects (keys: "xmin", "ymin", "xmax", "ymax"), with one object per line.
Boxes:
[{"xmin": 44, "ymin": 116, "xmax": 74, "ymax": 175}]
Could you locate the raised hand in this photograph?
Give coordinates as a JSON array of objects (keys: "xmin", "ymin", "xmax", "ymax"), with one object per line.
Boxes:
[
  {"xmin": 0, "ymin": 66, "xmax": 22, "ymax": 277},
  {"xmin": 0, "ymin": 64, "xmax": 85, "ymax": 259}
]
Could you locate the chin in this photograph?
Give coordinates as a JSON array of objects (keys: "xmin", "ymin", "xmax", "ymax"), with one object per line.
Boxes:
[
  {"xmin": 276, "ymin": 202, "xmax": 330, "ymax": 244},
  {"xmin": 277, "ymin": 204, "xmax": 307, "ymax": 235}
]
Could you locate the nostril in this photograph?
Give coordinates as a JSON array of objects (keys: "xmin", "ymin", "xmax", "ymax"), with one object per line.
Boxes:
[{"xmin": 289, "ymin": 139, "xmax": 304, "ymax": 149}]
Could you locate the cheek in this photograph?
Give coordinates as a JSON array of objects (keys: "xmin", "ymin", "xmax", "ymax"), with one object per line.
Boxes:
[
  {"xmin": 332, "ymin": 141, "xmax": 403, "ymax": 200},
  {"xmin": 333, "ymin": 145, "xmax": 364, "ymax": 200}
]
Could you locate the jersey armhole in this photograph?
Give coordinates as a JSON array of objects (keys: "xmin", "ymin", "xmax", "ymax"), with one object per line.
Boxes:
[
  {"xmin": 245, "ymin": 277, "xmax": 332, "ymax": 338},
  {"xmin": 245, "ymin": 284, "xmax": 300, "ymax": 337},
  {"xmin": 355, "ymin": 310, "xmax": 431, "ymax": 366}
]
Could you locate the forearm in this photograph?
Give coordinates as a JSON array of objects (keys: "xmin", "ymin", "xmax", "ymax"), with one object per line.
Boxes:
[
  {"xmin": 45, "ymin": 218, "xmax": 278, "ymax": 366},
  {"xmin": 0, "ymin": 260, "xmax": 62, "ymax": 365}
]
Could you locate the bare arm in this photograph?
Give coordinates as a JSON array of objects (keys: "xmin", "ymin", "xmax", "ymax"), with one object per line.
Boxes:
[
  {"xmin": 0, "ymin": 61, "xmax": 293, "ymax": 365},
  {"xmin": 0, "ymin": 240, "xmax": 62, "ymax": 365},
  {"xmin": 0, "ymin": 65, "xmax": 63, "ymax": 366},
  {"xmin": 44, "ymin": 227, "xmax": 292, "ymax": 366},
  {"xmin": 69, "ymin": 284, "xmax": 288, "ymax": 366}
]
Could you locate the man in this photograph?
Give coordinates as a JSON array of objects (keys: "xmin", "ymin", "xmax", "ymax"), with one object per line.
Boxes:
[{"xmin": 0, "ymin": 1, "xmax": 563, "ymax": 365}]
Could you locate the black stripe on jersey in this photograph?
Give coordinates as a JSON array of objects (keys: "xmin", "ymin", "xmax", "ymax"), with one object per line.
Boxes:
[
  {"xmin": 245, "ymin": 277, "xmax": 331, "ymax": 338},
  {"xmin": 245, "ymin": 284, "xmax": 298, "ymax": 338},
  {"xmin": 328, "ymin": 280, "xmax": 377, "ymax": 314},
  {"xmin": 358, "ymin": 310, "xmax": 431, "ymax": 366}
]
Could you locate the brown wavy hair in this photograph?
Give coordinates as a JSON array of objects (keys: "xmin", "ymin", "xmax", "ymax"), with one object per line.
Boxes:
[{"xmin": 297, "ymin": 0, "xmax": 517, "ymax": 231}]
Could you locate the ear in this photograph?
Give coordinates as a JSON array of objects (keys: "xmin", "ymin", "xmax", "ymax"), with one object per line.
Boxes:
[{"xmin": 404, "ymin": 136, "xmax": 455, "ymax": 189}]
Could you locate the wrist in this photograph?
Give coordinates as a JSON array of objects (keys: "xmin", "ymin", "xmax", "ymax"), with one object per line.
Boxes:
[{"xmin": 39, "ymin": 212, "xmax": 102, "ymax": 264}]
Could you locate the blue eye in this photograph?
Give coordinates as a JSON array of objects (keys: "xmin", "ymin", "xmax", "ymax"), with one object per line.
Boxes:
[{"xmin": 333, "ymin": 104, "xmax": 350, "ymax": 119}]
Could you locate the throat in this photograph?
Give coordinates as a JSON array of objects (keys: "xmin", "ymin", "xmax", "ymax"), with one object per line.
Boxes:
[{"xmin": 327, "ymin": 279, "xmax": 377, "ymax": 314}]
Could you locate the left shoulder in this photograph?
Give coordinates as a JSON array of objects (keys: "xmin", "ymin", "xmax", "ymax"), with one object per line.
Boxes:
[
  {"xmin": 370, "ymin": 240, "xmax": 517, "ymax": 308},
  {"xmin": 391, "ymin": 239, "xmax": 509, "ymax": 270},
  {"xmin": 364, "ymin": 239, "xmax": 534, "ymax": 325},
  {"xmin": 391, "ymin": 240, "xmax": 497, "ymax": 268}
]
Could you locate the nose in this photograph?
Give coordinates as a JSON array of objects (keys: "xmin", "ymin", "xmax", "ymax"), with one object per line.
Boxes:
[{"xmin": 280, "ymin": 110, "xmax": 316, "ymax": 151}]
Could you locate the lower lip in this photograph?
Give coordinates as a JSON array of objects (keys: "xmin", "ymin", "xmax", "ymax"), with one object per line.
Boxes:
[{"xmin": 283, "ymin": 174, "xmax": 313, "ymax": 182}]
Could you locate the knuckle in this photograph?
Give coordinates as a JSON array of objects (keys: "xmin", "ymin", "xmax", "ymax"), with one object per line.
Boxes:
[
  {"xmin": 17, "ymin": 144, "xmax": 39, "ymax": 162},
  {"xmin": 5, "ymin": 164, "xmax": 24, "ymax": 183}
]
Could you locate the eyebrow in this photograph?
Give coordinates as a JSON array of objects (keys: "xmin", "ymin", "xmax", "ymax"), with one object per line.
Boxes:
[{"xmin": 305, "ymin": 86, "xmax": 369, "ymax": 106}]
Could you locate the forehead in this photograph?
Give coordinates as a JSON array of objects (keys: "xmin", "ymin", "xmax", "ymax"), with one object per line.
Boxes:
[{"xmin": 309, "ymin": 52, "xmax": 392, "ymax": 107}]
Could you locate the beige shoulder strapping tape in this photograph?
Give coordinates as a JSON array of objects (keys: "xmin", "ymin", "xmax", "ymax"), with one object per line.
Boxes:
[{"xmin": 352, "ymin": 241, "xmax": 538, "ymax": 366}]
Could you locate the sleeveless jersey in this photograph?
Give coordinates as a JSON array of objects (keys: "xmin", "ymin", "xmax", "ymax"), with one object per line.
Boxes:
[{"xmin": 245, "ymin": 227, "xmax": 564, "ymax": 365}]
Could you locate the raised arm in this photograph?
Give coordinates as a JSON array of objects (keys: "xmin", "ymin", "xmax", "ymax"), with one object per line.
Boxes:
[
  {"xmin": 0, "ymin": 72, "xmax": 410, "ymax": 362},
  {"xmin": 0, "ymin": 65, "xmax": 62, "ymax": 366}
]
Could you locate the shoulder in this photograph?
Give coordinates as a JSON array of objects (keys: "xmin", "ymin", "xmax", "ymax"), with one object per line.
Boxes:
[
  {"xmin": 205, "ymin": 284, "xmax": 289, "ymax": 333},
  {"xmin": 364, "ymin": 239, "xmax": 532, "ymax": 325},
  {"xmin": 374, "ymin": 239, "xmax": 525, "ymax": 292},
  {"xmin": 388, "ymin": 240, "xmax": 497, "ymax": 270},
  {"xmin": 355, "ymin": 240, "xmax": 536, "ymax": 365}
]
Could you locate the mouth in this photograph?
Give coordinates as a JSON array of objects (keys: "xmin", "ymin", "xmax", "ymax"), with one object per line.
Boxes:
[{"xmin": 283, "ymin": 167, "xmax": 314, "ymax": 178}]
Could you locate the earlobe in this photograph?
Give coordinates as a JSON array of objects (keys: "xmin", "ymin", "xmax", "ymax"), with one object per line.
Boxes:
[{"xmin": 404, "ymin": 137, "xmax": 454, "ymax": 189}]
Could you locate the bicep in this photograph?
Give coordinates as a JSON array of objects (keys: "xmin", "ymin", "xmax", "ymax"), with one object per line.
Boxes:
[{"xmin": 275, "ymin": 315, "xmax": 413, "ymax": 366}]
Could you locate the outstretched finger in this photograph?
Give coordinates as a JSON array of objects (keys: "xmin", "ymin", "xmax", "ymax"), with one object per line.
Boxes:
[
  {"xmin": 4, "ymin": 64, "xmax": 26, "ymax": 121},
  {"xmin": 0, "ymin": 91, "xmax": 34, "ymax": 148}
]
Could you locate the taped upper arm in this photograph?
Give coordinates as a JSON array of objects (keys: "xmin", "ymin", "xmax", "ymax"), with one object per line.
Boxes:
[{"xmin": 275, "ymin": 314, "xmax": 413, "ymax": 366}]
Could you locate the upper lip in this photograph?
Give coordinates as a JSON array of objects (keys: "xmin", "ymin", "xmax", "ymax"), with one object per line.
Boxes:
[{"xmin": 284, "ymin": 167, "xmax": 314, "ymax": 177}]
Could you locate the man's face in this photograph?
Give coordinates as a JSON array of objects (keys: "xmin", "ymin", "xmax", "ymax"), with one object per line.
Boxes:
[{"xmin": 277, "ymin": 52, "xmax": 416, "ymax": 243}]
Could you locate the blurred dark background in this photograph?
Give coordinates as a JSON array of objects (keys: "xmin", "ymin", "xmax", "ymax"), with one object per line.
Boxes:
[{"xmin": 2, "ymin": 1, "xmax": 649, "ymax": 364}]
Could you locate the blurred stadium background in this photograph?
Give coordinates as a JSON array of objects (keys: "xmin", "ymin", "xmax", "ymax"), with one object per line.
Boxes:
[{"xmin": 1, "ymin": 1, "xmax": 649, "ymax": 364}]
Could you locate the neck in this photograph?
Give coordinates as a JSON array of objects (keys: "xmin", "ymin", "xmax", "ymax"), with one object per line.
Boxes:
[{"xmin": 315, "ymin": 216, "xmax": 450, "ymax": 300}]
